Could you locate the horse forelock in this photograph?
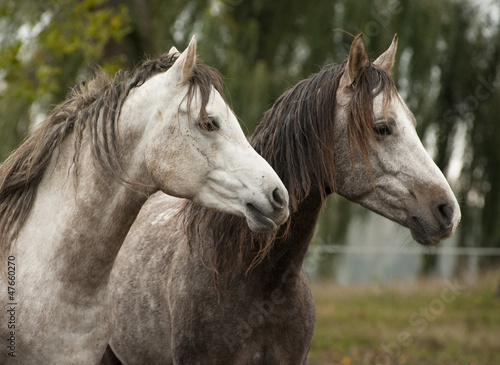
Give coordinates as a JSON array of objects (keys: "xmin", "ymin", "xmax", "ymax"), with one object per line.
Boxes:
[
  {"xmin": 345, "ymin": 62, "xmax": 399, "ymax": 182},
  {"xmin": 180, "ymin": 59, "xmax": 399, "ymax": 287},
  {"xmin": 0, "ymin": 52, "xmax": 224, "ymax": 269}
]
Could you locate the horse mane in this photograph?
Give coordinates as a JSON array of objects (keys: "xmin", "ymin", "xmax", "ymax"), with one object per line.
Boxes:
[
  {"xmin": 181, "ymin": 59, "xmax": 398, "ymax": 286},
  {"xmin": 0, "ymin": 52, "xmax": 225, "ymax": 267}
]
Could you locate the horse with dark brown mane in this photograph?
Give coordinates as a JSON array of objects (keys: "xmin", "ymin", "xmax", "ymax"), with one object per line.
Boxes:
[
  {"xmin": 0, "ymin": 37, "xmax": 289, "ymax": 364},
  {"xmin": 103, "ymin": 35, "xmax": 460, "ymax": 364}
]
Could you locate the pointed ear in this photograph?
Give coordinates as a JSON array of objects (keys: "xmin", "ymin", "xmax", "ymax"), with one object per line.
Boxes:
[
  {"xmin": 170, "ymin": 35, "xmax": 197, "ymax": 84},
  {"xmin": 168, "ymin": 46, "xmax": 180, "ymax": 54},
  {"xmin": 373, "ymin": 34, "xmax": 398, "ymax": 73},
  {"xmin": 339, "ymin": 34, "xmax": 370, "ymax": 89}
]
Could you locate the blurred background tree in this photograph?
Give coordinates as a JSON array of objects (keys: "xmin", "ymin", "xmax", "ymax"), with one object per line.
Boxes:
[{"xmin": 1, "ymin": 0, "xmax": 499, "ymax": 278}]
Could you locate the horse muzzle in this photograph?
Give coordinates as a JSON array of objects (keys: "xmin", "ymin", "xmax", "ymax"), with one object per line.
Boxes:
[
  {"xmin": 245, "ymin": 187, "xmax": 289, "ymax": 232},
  {"xmin": 407, "ymin": 191, "xmax": 461, "ymax": 246}
]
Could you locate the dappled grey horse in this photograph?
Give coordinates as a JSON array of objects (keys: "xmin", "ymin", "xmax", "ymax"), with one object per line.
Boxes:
[
  {"xmin": 0, "ymin": 37, "xmax": 288, "ymax": 364},
  {"xmin": 103, "ymin": 34, "xmax": 460, "ymax": 364}
]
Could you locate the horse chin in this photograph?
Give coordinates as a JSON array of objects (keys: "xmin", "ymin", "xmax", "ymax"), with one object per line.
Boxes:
[
  {"xmin": 247, "ymin": 218, "xmax": 278, "ymax": 233},
  {"xmin": 245, "ymin": 204, "xmax": 279, "ymax": 232},
  {"xmin": 408, "ymin": 216, "xmax": 444, "ymax": 247},
  {"xmin": 410, "ymin": 231, "xmax": 440, "ymax": 247}
]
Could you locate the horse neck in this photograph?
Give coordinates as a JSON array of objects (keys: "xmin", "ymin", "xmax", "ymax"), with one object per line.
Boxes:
[
  {"xmin": 245, "ymin": 72, "xmax": 337, "ymax": 282},
  {"xmin": 17, "ymin": 130, "xmax": 150, "ymax": 295},
  {"xmin": 257, "ymin": 186, "xmax": 325, "ymax": 280}
]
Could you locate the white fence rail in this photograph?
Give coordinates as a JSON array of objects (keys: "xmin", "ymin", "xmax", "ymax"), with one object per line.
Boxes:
[{"xmin": 308, "ymin": 245, "xmax": 500, "ymax": 256}]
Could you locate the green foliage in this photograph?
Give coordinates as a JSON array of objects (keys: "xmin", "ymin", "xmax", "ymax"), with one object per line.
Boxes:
[{"xmin": 0, "ymin": 0, "xmax": 131, "ymax": 159}]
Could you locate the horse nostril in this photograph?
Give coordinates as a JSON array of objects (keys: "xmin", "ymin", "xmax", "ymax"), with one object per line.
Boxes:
[
  {"xmin": 272, "ymin": 188, "xmax": 285, "ymax": 208},
  {"xmin": 437, "ymin": 203, "xmax": 453, "ymax": 227}
]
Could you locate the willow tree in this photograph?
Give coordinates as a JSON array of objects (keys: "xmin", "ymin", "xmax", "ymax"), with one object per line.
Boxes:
[{"xmin": 1, "ymin": 0, "xmax": 499, "ymax": 276}]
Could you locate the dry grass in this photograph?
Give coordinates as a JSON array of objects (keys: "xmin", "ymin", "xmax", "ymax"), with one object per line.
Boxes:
[{"xmin": 309, "ymin": 271, "xmax": 500, "ymax": 365}]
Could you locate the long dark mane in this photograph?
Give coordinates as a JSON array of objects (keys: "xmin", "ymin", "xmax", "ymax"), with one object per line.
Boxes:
[
  {"xmin": 0, "ymin": 52, "xmax": 225, "ymax": 267},
  {"xmin": 182, "ymin": 60, "xmax": 398, "ymax": 285}
]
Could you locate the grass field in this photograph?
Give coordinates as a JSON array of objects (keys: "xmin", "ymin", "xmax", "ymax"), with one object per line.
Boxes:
[{"xmin": 309, "ymin": 271, "xmax": 500, "ymax": 365}]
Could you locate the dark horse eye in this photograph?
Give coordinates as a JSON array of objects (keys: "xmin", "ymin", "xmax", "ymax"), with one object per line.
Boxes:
[
  {"xmin": 200, "ymin": 116, "xmax": 220, "ymax": 133},
  {"xmin": 374, "ymin": 123, "xmax": 392, "ymax": 137}
]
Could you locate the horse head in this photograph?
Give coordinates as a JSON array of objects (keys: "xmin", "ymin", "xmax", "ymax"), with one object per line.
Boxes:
[
  {"xmin": 334, "ymin": 34, "xmax": 460, "ymax": 245},
  {"xmin": 121, "ymin": 36, "xmax": 289, "ymax": 232}
]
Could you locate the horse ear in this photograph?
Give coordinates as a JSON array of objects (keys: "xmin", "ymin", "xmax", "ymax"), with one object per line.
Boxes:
[
  {"xmin": 340, "ymin": 34, "xmax": 370, "ymax": 89},
  {"xmin": 169, "ymin": 46, "xmax": 180, "ymax": 54},
  {"xmin": 373, "ymin": 34, "xmax": 398, "ymax": 73},
  {"xmin": 170, "ymin": 35, "xmax": 197, "ymax": 84}
]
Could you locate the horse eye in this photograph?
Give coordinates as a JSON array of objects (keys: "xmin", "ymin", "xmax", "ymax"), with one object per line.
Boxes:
[
  {"xmin": 374, "ymin": 123, "xmax": 392, "ymax": 137},
  {"xmin": 200, "ymin": 116, "xmax": 220, "ymax": 133}
]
